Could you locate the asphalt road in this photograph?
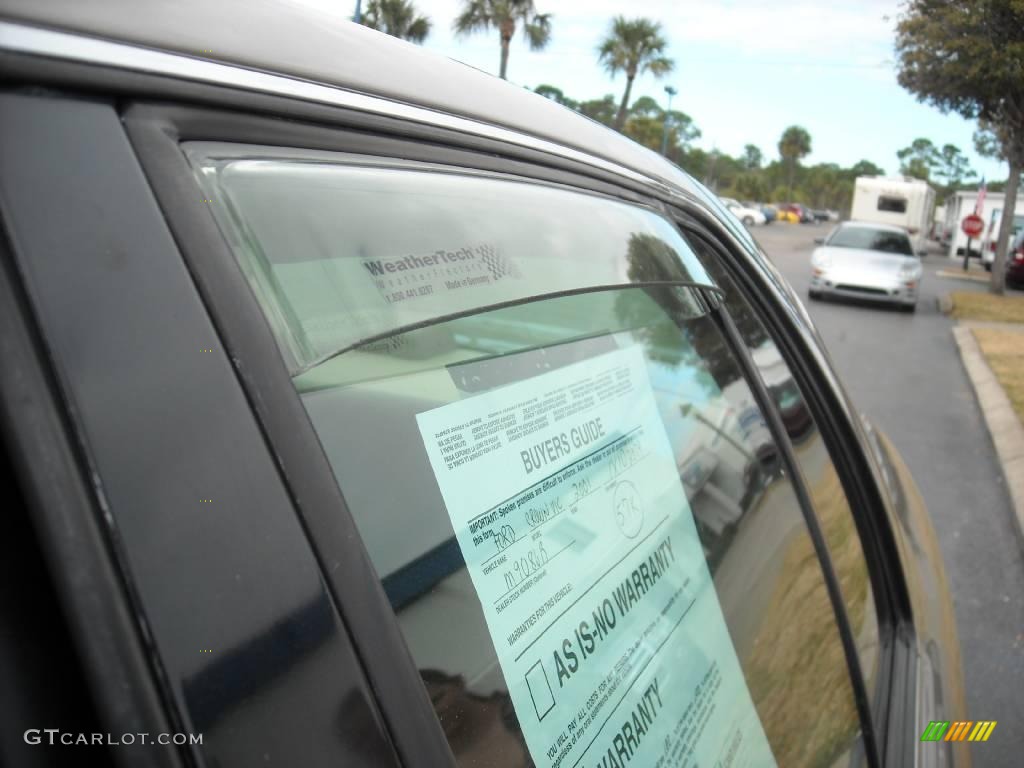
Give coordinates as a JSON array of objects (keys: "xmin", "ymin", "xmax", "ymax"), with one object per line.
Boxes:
[{"xmin": 751, "ymin": 221, "xmax": 1023, "ymax": 765}]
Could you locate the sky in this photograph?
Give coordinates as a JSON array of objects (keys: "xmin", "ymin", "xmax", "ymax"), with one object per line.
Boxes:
[{"xmin": 298, "ymin": 0, "xmax": 1007, "ymax": 182}]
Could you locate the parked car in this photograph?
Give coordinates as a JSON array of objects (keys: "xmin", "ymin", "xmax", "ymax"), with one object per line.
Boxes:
[
  {"xmin": 745, "ymin": 201, "xmax": 776, "ymax": 223},
  {"xmin": 1003, "ymin": 229, "xmax": 1024, "ymax": 288},
  {"xmin": 0, "ymin": 3, "xmax": 967, "ymax": 768},
  {"xmin": 809, "ymin": 222, "xmax": 923, "ymax": 311},
  {"xmin": 720, "ymin": 196, "xmax": 767, "ymax": 226},
  {"xmin": 772, "ymin": 205, "xmax": 801, "ymax": 223},
  {"xmin": 811, "ymin": 209, "xmax": 831, "ymax": 223},
  {"xmin": 779, "ymin": 203, "xmax": 815, "ymax": 223},
  {"xmin": 1006, "ymin": 252, "xmax": 1024, "ymax": 288}
]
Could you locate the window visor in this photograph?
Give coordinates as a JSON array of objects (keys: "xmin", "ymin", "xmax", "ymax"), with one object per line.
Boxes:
[{"xmin": 185, "ymin": 144, "xmax": 718, "ymax": 374}]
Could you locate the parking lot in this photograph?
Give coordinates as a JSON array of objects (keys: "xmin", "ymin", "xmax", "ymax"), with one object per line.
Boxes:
[{"xmin": 754, "ymin": 221, "xmax": 1024, "ymax": 763}]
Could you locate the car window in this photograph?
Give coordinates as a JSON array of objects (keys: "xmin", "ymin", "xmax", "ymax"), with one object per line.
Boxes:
[
  {"xmin": 690, "ymin": 235, "xmax": 881, "ymax": 725},
  {"xmin": 827, "ymin": 227, "xmax": 913, "ymax": 255},
  {"xmin": 876, "ymin": 196, "xmax": 907, "ymax": 213},
  {"xmin": 190, "ymin": 148, "xmax": 866, "ymax": 768}
]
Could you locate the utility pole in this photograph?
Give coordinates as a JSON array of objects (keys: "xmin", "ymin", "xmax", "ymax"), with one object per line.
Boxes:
[
  {"xmin": 660, "ymin": 85, "xmax": 677, "ymax": 157},
  {"xmin": 353, "ymin": 0, "xmax": 362, "ymax": 23}
]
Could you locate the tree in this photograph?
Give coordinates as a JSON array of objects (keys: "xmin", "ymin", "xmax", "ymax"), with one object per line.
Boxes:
[
  {"xmin": 628, "ymin": 95, "xmax": 663, "ymax": 119},
  {"xmin": 896, "ymin": 0, "xmax": 1024, "ymax": 295},
  {"xmin": 701, "ymin": 148, "xmax": 745, "ymax": 191},
  {"xmin": 534, "ymin": 84, "xmax": 576, "ymax": 109},
  {"xmin": 680, "ymin": 147, "xmax": 711, "ymax": 181},
  {"xmin": 896, "ymin": 137, "xmax": 939, "ymax": 180},
  {"xmin": 453, "ymin": 0, "xmax": 552, "ymax": 80},
  {"xmin": 933, "ymin": 143, "xmax": 976, "ymax": 193},
  {"xmin": 802, "ymin": 164, "xmax": 844, "ymax": 208},
  {"xmin": 741, "ymin": 144, "xmax": 763, "ymax": 171},
  {"xmin": 577, "ymin": 94, "xmax": 617, "ymax": 126},
  {"xmin": 621, "ymin": 97, "xmax": 700, "ymax": 162},
  {"xmin": 597, "ymin": 17, "xmax": 674, "ymax": 131},
  {"xmin": 727, "ymin": 173, "xmax": 768, "ymax": 203},
  {"xmin": 849, "ymin": 159, "xmax": 885, "ymax": 177},
  {"xmin": 663, "ymin": 110, "xmax": 701, "ymax": 151},
  {"xmin": 778, "ymin": 126, "xmax": 812, "ymax": 201},
  {"xmin": 362, "ymin": 0, "xmax": 431, "ymax": 43}
]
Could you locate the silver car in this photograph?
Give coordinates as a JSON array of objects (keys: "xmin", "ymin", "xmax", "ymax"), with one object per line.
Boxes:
[{"xmin": 809, "ymin": 222, "xmax": 923, "ymax": 311}]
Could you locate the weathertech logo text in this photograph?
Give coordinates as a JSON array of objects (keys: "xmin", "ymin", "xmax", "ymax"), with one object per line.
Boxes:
[{"xmin": 920, "ymin": 721, "xmax": 997, "ymax": 742}]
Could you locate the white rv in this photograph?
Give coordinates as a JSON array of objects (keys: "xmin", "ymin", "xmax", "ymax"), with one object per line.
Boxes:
[{"xmin": 850, "ymin": 176, "xmax": 935, "ymax": 252}]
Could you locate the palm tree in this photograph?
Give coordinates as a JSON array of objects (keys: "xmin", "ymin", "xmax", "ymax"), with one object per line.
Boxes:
[
  {"xmin": 598, "ymin": 17, "xmax": 674, "ymax": 131},
  {"xmin": 778, "ymin": 125, "xmax": 812, "ymax": 200},
  {"xmin": 362, "ymin": 0, "xmax": 431, "ymax": 44},
  {"xmin": 453, "ymin": 0, "xmax": 552, "ymax": 80}
]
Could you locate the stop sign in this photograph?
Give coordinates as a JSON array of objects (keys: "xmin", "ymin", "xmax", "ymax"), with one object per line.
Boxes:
[{"xmin": 962, "ymin": 213, "xmax": 984, "ymax": 238}]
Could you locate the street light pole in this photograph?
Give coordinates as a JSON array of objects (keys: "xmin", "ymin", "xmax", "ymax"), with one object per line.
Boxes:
[
  {"xmin": 353, "ymin": 0, "xmax": 362, "ymax": 23},
  {"xmin": 660, "ymin": 85, "xmax": 677, "ymax": 157}
]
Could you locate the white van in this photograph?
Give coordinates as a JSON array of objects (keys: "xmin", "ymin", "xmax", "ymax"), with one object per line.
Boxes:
[
  {"xmin": 850, "ymin": 176, "xmax": 935, "ymax": 252},
  {"xmin": 981, "ymin": 208, "xmax": 1024, "ymax": 270},
  {"xmin": 943, "ymin": 190, "xmax": 1024, "ymax": 260}
]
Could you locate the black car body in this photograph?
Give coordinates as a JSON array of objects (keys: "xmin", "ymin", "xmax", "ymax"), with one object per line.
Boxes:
[
  {"xmin": 1006, "ymin": 249, "xmax": 1024, "ymax": 288},
  {"xmin": 997, "ymin": 229, "xmax": 1024, "ymax": 288},
  {"xmin": 0, "ymin": 2, "xmax": 968, "ymax": 768}
]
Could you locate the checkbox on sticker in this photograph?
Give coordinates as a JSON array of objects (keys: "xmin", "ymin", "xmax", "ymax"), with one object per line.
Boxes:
[{"xmin": 525, "ymin": 659, "xmax": 555, "ymax": 722}]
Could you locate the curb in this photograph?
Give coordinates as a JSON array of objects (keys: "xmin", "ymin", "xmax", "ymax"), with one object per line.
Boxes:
[
  {"xmin": 936, "ymin": 269, "xmax": 990, "ymax": 284},
  {"xmin": 952, "ymin": 324, "xmax": 1024, "ymax": 549}
]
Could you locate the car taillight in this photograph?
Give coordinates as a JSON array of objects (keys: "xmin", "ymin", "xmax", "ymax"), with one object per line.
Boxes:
[
  {"xmin": 1014, "ymin": 252, "xmax": 1024, "ymax": 264},
  {"xmin": 990, "ymin": 241, "xmax": 997, "ymax": 251}
]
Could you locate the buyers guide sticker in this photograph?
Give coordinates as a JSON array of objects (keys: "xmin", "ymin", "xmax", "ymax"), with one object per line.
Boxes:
[{"xmin": 416, "ymin": 344, "xmax": 776, "ymax": 768}]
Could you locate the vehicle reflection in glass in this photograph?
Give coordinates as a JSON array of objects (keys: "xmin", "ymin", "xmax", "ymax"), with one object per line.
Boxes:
[{"xmin": 693, "ymin": 247, "xmax": 882, "ymax": 725}]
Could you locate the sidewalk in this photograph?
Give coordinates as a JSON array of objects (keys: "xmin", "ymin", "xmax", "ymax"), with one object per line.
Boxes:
[
  {"xmin": 944, "ymin": 292, "xmax": 1024, "ymax": 549},
  {"xmin": 933, "ymin": 256, "xmax": 992, "ymax": 286}
]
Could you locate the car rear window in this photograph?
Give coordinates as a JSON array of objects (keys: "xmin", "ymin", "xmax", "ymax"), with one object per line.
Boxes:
[
  {"xmin": 189, "ymin": 147, "xmax": 865, "ymax": 768},
  {"xmin": 827, "ymin": 226, "xmax": 913, "ymax": 255}
]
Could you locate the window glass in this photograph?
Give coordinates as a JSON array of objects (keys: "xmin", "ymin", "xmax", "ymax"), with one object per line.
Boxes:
[
  {"xmin": 305, "ymin": 292, "xmax": 863, "ymax": 768},
  {"xmin": 827, "ymin": 226, "xmax": 913, "ymax": 255},
  {"xmin": 693, "ymin": 238, "xmax": 881, "ymax": 717},
  {"xmin": 877, "ymin": 196, "xmax": 907, "ymax": 213},
  {"xmin": 192, "ymin": 151, "xmax": 865, "ymax": 768}
]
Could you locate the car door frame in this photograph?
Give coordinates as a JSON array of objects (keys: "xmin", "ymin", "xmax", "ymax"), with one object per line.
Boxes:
[
  {"xmin": 0, "ymin": 90, "xmax": 401, "ymax": 768},
  {"xmin": 671, "ymin": 215, "xmax": 917, "ymax": 766}
]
